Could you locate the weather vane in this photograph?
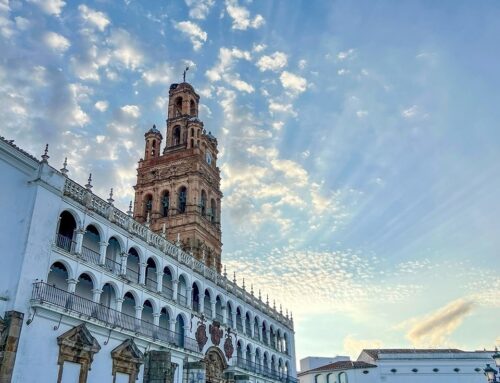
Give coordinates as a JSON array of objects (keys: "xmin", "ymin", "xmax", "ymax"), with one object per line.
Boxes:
[{"xmin": 183, "ymin": 66, "xmax": 189, "ymax": 82}]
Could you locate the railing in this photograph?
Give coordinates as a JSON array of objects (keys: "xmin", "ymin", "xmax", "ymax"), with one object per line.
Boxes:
[
  {"xmin": 235, "ymin": 358, "xmax": 297, "ymax": 383},
  {"xmin": 145, "ymin": 274, "xmax": 158, "ymax": 291},
  {"xmin": 62, "ymin": 178, "xmax": 293, "ymax": 330},
  {"xmin": 80, "ymin": 245, "xmax": 100, "ymax": 265},
  {"xmin": 161, "ymin": 283, "xmax": 174, "ymax": 299},
  {"xmin": 55, "ymin": 234, "xmax": 74, "ymax": 253},
  {"xmin": 177, "ymin": 292, "xmax": 187, "ymax": 307},
  {"xmin": 31, "ymin": 282, "xmax": 199, "ymax": 352},
  {"xmin": 216, "ymin": 312, "xmax": 223, "ymax": 322},
  {"xmin": 126, "ymin": 267, "xmax": 140, "ymax": 284}
]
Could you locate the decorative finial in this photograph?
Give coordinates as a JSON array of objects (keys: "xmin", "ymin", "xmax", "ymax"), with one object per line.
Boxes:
[
  {"xmin": 176, "ymin": 233, "xmax": 180, "ymax": 246},
  {"xmin": 224, "ymin": 265, "xmax": 227, "ymax": 278},
  {"xmin": 60, "ymin": 157, "xmax": 68, "ymax": 176},
  {"xmin": 127, "ymin": 201, "xmax": 133, "ymax": 216},
  {"xmin": 161, "ymin": 223, "xmax": 166, "ymax": 238},
  {"xmin": 251, "ymin": 284, "xmax": 254, "ymax": 295},
  {"xmin": 273, "ymin": 300, "xmax": 276, "ymax": 310},
  {"xmin": 280, "ymin": 304, "xmax": 283, "ymax": 315},
  {"xmin": 41, "ymin": 144, "xmax": 49, "ymax": 163},
  {"xmin": 242, "ymin": 278, "xmax": 246, "ymax": 290},
  {"xmin": 85, "ymin": 173, "xmax": 93, "ymax": 190},
  {"xmin": 286, "ymin": 309, "xmax": 289, "ymax": 319},
  {"xmin": 145, "ymin": 211, "xmax": 150, "ymax": 227},
  {"xmin": 183, "ymin": 66, "xmax": 189, "ymax": 82},
  {"xmin": 107, "ymin": 188, "xmax": 114, "ymax": 204},
  {"xmin": 233, "ymin": 271, "xmax": 236, "ymax": 284},
  {"xmin": 259, "ymin": 289, "xmax": 262, "ymax": 301},
  {"xmin": 291, "ymin": 311, "xmax": 293, "ymax": 321},
  {"xmin": 266, "ymin": 294, "xmax": 269, "ymax": 306}
]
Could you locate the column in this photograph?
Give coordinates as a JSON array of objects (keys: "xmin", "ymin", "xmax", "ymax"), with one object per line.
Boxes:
[
  {"xmin": 74, "ymin": 228, "xmax": 85, "ymax": 254},
  {"xmin": 186, "ymin": 287, "xmax": 192, "ymax": 308},
  {"xmin": 115, "ymin": 298, "xmax": 124, "ymax": 312},
  {"xmin": 250, "ymin": 320, "xmax": 255, "ymax": 338},
  {"xmin": 258, "ymin": 325, "xmax": 263, "ymax": 342},
  {"xmin": 139, "ymin": 262, "xmax": 147, "ymax": 285},
  {"xmin": 67, "ymin": 278, "xmax": 77, "ymax": 293},
  {"xmin": 153, "ymin": 313, "xmax": 160, "ymax": 326},
  {"xmin": 91, "ymin": 288, "xmax": 102, "ymax": 303},
  {"xmin": 169, "ymin": 319, "xmax": 176, "ymax": 333},
  {"xmin": 120, "ymin": 253, "xmax": 128, "ymax": 275},
  {"xmin": 98, "ymin": 241, "xmax": 108, "ymax": 265},
  {"xmin": 135, "ymin": 305, "xmax": 143, "ymax": 331},
  {"xmin": 221, "ymin": 305, "xmax": 227, "ymax": 324},
  {"xmin": 266, "ymin": 330, "xmax": 271, "ymax": 345},
  {"xmin": 172, "ymin": 279, "xmax": 178, "ymax": 301},
  {"xmin": 210, "ymin": 300, "xmax": 216, "ymax": 320},
  {"xmin": 156, "ymin": 271, "xmax": 163, "ymax": 293}
]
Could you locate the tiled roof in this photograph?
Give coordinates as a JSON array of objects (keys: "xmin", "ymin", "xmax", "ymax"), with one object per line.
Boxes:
[
  {"xmin": 298, "ymin": 361, "xmax": 376, "ymax": 376},
  {"xmin": 0, "ymin": 136, "xmax": 40, "ymax": 163},
  {"xmin": 361, "ymin": 349, "xmax": 465, "ymax": 361}
]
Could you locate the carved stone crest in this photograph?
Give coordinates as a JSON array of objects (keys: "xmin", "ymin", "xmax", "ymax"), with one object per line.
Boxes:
[
  {"xmin": 209, "ymin": 321, "xmax": 223, "ymax": 346},
  {"xmin": 223, "ymin": 329, "xmax": 234, "ymax": 360},
  {"xmin": 195, "ymin": 316, "xmax": 208, "ymax": 352}
]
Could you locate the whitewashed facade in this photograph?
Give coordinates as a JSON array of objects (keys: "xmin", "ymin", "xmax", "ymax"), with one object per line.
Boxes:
[
  {"xmin": 298, "ymin": 349, "xmax": 493, "ymax": 383},
  {"xmin": 0, "ymin": 137, "xmax": 297, "ymax": 383}
]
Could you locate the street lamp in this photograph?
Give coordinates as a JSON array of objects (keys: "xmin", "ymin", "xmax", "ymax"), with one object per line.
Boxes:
[{"xmin": 484, "ymin": 348, "xmax": 500, "ymax": 382}]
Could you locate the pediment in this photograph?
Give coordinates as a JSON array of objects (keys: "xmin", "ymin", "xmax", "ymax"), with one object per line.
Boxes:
[
  {"xmin": 57, "ymin": 324, "xmax": 101, "ymax": 353},
  {"xmin": 111, "ymin": 339, "xmax": 143, "ymax": 363}
]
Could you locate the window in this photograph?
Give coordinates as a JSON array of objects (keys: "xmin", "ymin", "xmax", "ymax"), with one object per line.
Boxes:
[
  {"xmin": 201, "ymin": 190, "xmax": 207, "ymax": 216},
  {"xmin": 144, "ymin": 195, "xmax": 153, "ymax": 217},
  {"xmin": 339, "ymin": 372, "xmax": 348, "ymax": 383},
  {"xmin": 178, "ymin": 187, "xmax": 187, "ymax": 213},
  {"xmin": 210, "ymin": 199, "xmax": 216, "ymax": 223},
  {"xmin": 161, "ymin": 192, "xmax": 169, "ymax": 216},
  {"xmin": 173, "ymin": 126, "xmax": 181, "ymax": 145},
  {"xmin": 175, "ymin": 97, "xmax": 182, "ymax": 116},
  {"xmin": 190, "ymin": 99, "xmax": 196, "ymax": 116}
]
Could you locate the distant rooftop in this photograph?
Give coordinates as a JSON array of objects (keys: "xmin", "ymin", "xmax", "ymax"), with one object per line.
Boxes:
[{"xmin": 298, "ymin": 361, "xmax": 376, "ymax": 376}]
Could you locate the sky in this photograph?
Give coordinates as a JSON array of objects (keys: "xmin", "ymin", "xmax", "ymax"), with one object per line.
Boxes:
[{"xmin": 1, "ymin": 0, "xmax": 500, "ymax": 365}]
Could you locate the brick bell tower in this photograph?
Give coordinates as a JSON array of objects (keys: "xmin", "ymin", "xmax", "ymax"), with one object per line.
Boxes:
[{"xmin": 133, "ymin": 81, "xmax": 222, "ymax": 272}]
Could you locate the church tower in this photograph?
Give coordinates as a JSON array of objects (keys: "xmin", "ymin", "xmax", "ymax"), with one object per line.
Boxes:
[{"xmin": 133, "ymin": 82, "xmax": 222, "ymax": 272}]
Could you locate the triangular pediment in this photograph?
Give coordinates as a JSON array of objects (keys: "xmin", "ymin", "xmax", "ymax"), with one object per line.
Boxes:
[
  {"xmin": 57, "ymin": 324, "xmax": 101, "ymax": 353},
  {"xmin": 111, "ymin": 338, "xmax": 143, "ymax": 362}
]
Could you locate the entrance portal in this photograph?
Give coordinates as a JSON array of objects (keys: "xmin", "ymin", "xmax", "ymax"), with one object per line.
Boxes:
[{"xmin": 204, "ymin": 347, "xmax": 228, "ymax": 383}]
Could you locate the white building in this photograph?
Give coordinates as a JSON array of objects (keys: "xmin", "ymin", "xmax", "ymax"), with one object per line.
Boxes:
[
  {"xmin": 298, "ymin": 349, "xmax": 494, "ymax": 383},
  {"xmin": 0, "ymin": 83, "xmax": 296, "ymax": 382}
]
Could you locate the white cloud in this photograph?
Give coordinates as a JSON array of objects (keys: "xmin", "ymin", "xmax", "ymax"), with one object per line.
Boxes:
[
  {"xmin": 256, "ymin": 52, "xmax": 288, "ymax": 72},
  {"xmin": 185, "ymin": 0, "xmax": 215, "ymax": 19},
  {"xmin": 14, "ymin": 17, "xmax": 30, "ymax": 31},
  {"xmin": 337, "ymin": 68, "xmax": 349, "ymax": 75},
  {"xmin": 225, "ymin": 0, "xmax": 265, "ymax": 30},
  {"xmin": 205, "ymin": 47, "xmax": 252, "ymax": 86},
  {"xmin": 43, "ymin": 31, "xmax": 71, "ymax": 53},
  {"xmin": 108, "ymin": 29, "xmax": 143, "ymax": 70},
  {"xmin": 68, "ymin": 84, "xmax": 90, "ymax": 126},
  {"xmin": 272, "ymin": 121, "xmax": 284, "ymax": 131},
  {"xmin": 27, "ymin": 0, "xmax": 66, "ymax": 16},
  {"xmin": 121, "ymin": 105, "xmax": 141, "ymax": 118},
  {"xmin": 337, "ymin": 48, "xmax": 355, "ymax": 60},
  {"xmin": 279, "ymin": 71, "xmax": 307, "ymax": 95},
  {"xmin": 174, "ymin": 21, "xmax": 207, "ymax": 51},
  {"xmin": 252, "ymin": 43, "xmax": 266, "ymax": 53},
  {"xmin": 298, "ymin": 59, "xmax": 307, "ymax": 70},
  {"xmin": 94, "ymin": 100, "xmax": 109, "ymax": 112},
  {"xmin": 343, "ymin": 335, "xmax": 384, "ymax": 359},
  {"xmin": 402, "ymin": 105, "xmax": 418, "ymax": 118},
  {"xmin": 78, "ymin": 5, "xmax": 110, "ymax": 31},
  {"xmin": 269, "ymin": 100, "xmax": 297, "ymax": 117},
  {"xmin": 356, "ymin": 110, "xmax": 368, "ymax": 118},
  {"xmin": 142, "ymin": 63, "xmax": 174, "ymax": 85}
]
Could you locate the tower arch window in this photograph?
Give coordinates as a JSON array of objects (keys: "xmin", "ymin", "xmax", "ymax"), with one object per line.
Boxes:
[
  {"xmin": 177, "ymin": 275, "xmax": 188, "ymax": 305},
  {"xmin": 161, "ymin": 191, "xmax": 170, "ymax": 217},
  {"xmin": 190, "ymin": 99, "xmax": 196, "ymax": 116},
  {"xmin": 178, "ymin": 186, "xmax": 187, "ymax": 213},
  {"xmin": 75, "ymin": 273, "xmax": 94, "ymax": 301},
  {"xmin": 100, "ymin": 283, "xmax": 117, "ymax": 310},
  {"xmin": 48, "ymin": 262, "xmax": 69, "ymax": 290},
  {"xmin": 144, "ymin": 194, "xmax": 153, "ymax": 218},
  {"xmin": 200, "ymin": 190, "xmax": 207, "ymax": 216},
  {"xmin": 210, "ymin": 199, "xmax": 216, "ymax": 223},
  {"xmin": 162, "ymin": 267, "xmax": 174, "ymax": 298},
  {"xmin": 145, "ymin": 258, "xmax": 158, "ymax": 291},
  {"xmin": 173, "ymin": 126, "xmax": 181, "ymax": 146},
  {"xmin": 192, "ymin": 282, "xmax": 200, "ymax": 312},
  {"xmin": 151, "ymin": 139, "xmax": 156, "ymax": 157},
  {"xmin": 126, "ymin": 248, "xmax": 140, "ymax": 283},
  {"xmin": 203, "ymin": 289, "xmax": 212, "ymax": 317},
  {"xmin": 175, "ymin": 97, "xmax": 183, "ymax": 116},
  {"xmin": 82, "ymin": 225, "xmax": 100, "ymax": 264}
]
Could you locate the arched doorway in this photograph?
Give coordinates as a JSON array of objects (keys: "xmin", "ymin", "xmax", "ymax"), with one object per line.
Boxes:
[{"xmin": 204, "ymin": 347, "xmax": 228, "ymax": 383}]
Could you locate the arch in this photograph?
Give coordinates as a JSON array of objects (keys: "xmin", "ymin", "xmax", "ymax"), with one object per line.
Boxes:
[
  {"xmin": 192, "ymin": 281, "xmax": 201, "ymax": 312},
  {"xmin": 236, "ymin": 340, "xmax": 244, "ymax": 360},
  {"xmin": 177, "ymin": 274, "xmax": 188, "ymax": 305},
  {"xmin": 215, "ymin": 295, "xmax": 223, "ymax": 322},
  {"xmin": 122, "ymin": 291, "xmax": 138, "ymax": 323},
  {"xmin": 81, "ymin": 224, "xmax": 101, "ymax": 263},
  {"xmin": 178, "ymin": 186, "xmax": 187, "ymax": 213},
  {"xmin": 56, "ymin": 210, "xmax": 77, "ymax": 252},
  {"xmin": 126, "ymin": 247, "xmax": 140, "ymax": 283},
  {"xmin": 253, "ymin": 316, "xmax": 261, "ymax": 340},
  {"xmin": 263, "ymin": 351, "xmax": 270, "ymax": 372},
  {"xmin": 245, "ymin": 311, "xmax": 251, "ymax": 336},
  {"xmin": 200, "ymin": 190, "xmax": 207, "ymax": 216},
  {"xmin": 314, "ymin": 374, "xmax": 322, "ymax": 383},
  {"xmin": 47, "ymin": 261, "xmax": 70, "ymax": 290},
  {"xmin": 162, "ymin": 266, "xmax": 174, "ymax": 298},
  {"xmin": 236, "ymin": 306, "xmax": 243, "ymax": 332},
  {"xmin": 338, "ymin": 372, "xmax": 348, "ymax": 383},
  {"xmin": 105, "ymin": 236, "xmax": 122, "ymax": 275},
  {"xmin": 174, "ymin": 97, "xmax": 183, "ymax": 117},
  {"xmin": 204, "ymin": 289, "xmax": 212, "ymax": 317},
  {"xmin": 161, "ymin": 190, "xmax": 170, "ymax": 217},
  {"xmin": 283, "ymin": 332, "xmax": 289, "ymax": 354},
  {"xmin": 262, "ymin": 320, "xmax": 269, "ymax": 345},
  {"xmin": 226, "ymin": 301, "xmax": 234, "ymax": 328},
  {"xmin": 145, "ymin": 257, "xmax": 158, "ymax": 291},
  {"xmin": 255, "ymin": 347, "xmax": 262, "ymax": 371},
  {"xmin": 142, "ymin": 299, "xmax": 155, "ymax": 324},
  {"xmin": 100, "ymin": 282, "xmax": 118, "ymax": 309},
  {"xmin": 175, "ymin": 314, "xmax": 185, "ymax": 347},
  {"xmin": 285, "ymin": 361, "xmax": 290, "ymax": 378},
  {"xmin": 75, "ymin": 272, "xmax": 94, "ymax": 301},
  {"xmin": 325, "ymin": 373, "xmax": 333, "ymax": 383}
]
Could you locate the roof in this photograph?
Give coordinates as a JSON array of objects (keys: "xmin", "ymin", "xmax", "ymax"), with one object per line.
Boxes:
[
  {"xmin": 0, "ymin": 136, "xmax": 40, "ymax": 163},
  {"xmin": 360, "ymin": 349, "xmax": 465, "ymax": 361},
  {"xmin": 298, "ymin": 361, "xmax": 376, "ymax": 376}
]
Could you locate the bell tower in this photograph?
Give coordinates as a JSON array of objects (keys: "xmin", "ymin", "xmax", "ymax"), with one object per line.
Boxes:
[{"xmin": 133, "ymin": 82, "xmax": 223, "ymax": 272}]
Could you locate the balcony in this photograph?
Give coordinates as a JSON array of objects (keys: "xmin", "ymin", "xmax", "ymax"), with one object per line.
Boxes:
[
  {"xmin": 235, "ymin": 358, "xmax": 297, "ymax": 383},
  {"xmin": 31, "ymin": 282, "xmax": 199, "ymax": 353}
]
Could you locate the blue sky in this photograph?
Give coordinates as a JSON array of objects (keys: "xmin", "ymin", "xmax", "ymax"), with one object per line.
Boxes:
[{"xmin": 1, "ymin": 0, "xmax": 499, "ymax": 363}]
